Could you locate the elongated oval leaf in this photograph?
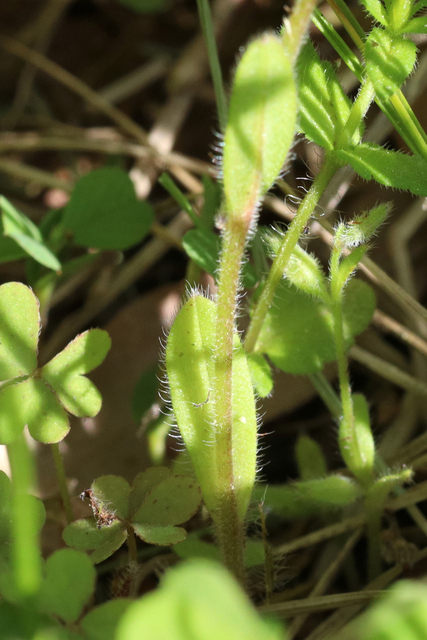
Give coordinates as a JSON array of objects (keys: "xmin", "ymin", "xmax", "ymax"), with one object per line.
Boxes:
[
  {"xmin": 223, "ymin": 33, "xmax": 296, "ymax": 219},
  {"xmin": 337, "ymin": 143, "xmax": 427, "ymax": 196},
  {"xmin": 166, "ymin": 295, "xmax": 257, "ymax": 522}
]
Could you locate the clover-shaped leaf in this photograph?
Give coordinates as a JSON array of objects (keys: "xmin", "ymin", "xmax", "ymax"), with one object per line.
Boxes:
[
  {"xmin": 37, "ymin": 549, "xmax": 96, "ymax": 624},
  {"xmin": 131, "ymin": 471, "xmax": 201, "ymax": 545},
  {"xmin": 0, "ymin": 282, "xmax": 110, "ymax": 444},
  {"xmin": 63, "ymin": 470, "xmax": 201, "ymax": 563}
]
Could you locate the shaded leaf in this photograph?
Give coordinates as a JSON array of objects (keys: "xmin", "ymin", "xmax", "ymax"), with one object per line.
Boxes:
[
  {"xmin": 132, "ymin": 523, "xmax": 187, "ymax": 545},
  {"xmin": 91, "ymin": 475, "xmax": 130, "ymax": 521},
  {"xmin": 63, "ymin": 168, "xmax": 154, "ymax": 250},
  {"xmin": 247, "ymin": 353, "xmax": 273, "ymax": 398},
  {"xmin": 38, "ymin": 549, "xmax": 96, "ymax": 623},
  {"xmin": 132, "ymin": 474, "xmax": 201, "ymax": 527},
  {"xmin": 81, "ymin": 599, "xmax": 134, "ymax": 640},
  {"xmin": 256, "ymin": 279, "xmax": 375, "ymax": 374}
]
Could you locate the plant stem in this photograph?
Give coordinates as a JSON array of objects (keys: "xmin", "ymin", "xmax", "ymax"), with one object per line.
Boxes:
[
  {"xmin": 126, "ymin": 524, "xmax": 138, "ymax": 563},
  {"xmin": 7, "ymin": 432, "xmax": 42, "ymax": 599},
  {"xmin": 212, "ymin": 214, "xmax": 250, "ymax": 585},
  {"xmin": 245, "ymin": 159, "xmax": 339, "ymax": 354},
  {"xmin": 196, "ymin": 0, "xmax": 227, "ymax": 132},
  {"xmin": 284, "ymin": 0, "xmax": 319, "ymax": 64},
  {"xmin": 309, "ymin": 371, "xmax": 342, "ymax": 420},
  {"xmin": 50, "ymin": 442, "xmax": 74, "ymax": 524}
]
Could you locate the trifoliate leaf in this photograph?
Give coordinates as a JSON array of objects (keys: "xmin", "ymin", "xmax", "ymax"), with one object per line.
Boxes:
[
  {"xmin": 62, "ymin": 168, "xmax": 154, "ymax": 250},
  {"xmin": 38, "ymin": 549, "xmax": 96, "ymax": 623},
  {"xmin": 41, "ymin": 329, "xmax": 111, "ymax": 417},
  {"xmin": 91, "ymin": 475, "xmax": 131, "ymax": 521},
  {"xmin": 116, "ymin": 560, "xmax": 284, "ymax": 640}
]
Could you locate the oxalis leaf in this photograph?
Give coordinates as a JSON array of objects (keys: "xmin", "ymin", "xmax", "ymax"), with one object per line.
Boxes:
[
  {"xmin": 116, "ymin": 560, "xmax": 284, "ymax": 640},
  {"xmin": 63, "ymin": 469, "xmax": 201, "ymax": 561},
  {"xmin": 336, "ymin": 143, "xmax": 427, "ymax": 197},
  {"xmin": 222, "ymin": 33, "xmax": 296, "ymax": 219},
  {"xmin": 0, "ymin": 282, "xmax": 110, "ymax": 444},
  {"xmin": 255, "ymin": 279, "xmax": 375, "ymax": 374},
  {"xmin": 165, "ymin": 294, "xmax": 258, "ymax": 522},
  {"xmin": 62, "ymin": 168, "xmax": 154, "ymax": 250}
]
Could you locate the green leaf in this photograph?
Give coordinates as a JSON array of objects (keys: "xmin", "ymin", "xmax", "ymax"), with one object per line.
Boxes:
[
  {"xmin": 403, "ymin": 15, "xmax": 427, "ymax": 34},
  {"xmin": 0, "ymin": 378, "xmax": 69, "ymax": 445},
  {"xmin": 342, "ymin": 580, "xmax": 427, "ymax": 640},
  {"xmin": 81, "ymin": 599, "xmax": 134, "ymax": 640},
  {"xmin": 41, "ymin": 329, "xmax": 111, "ymax": 418},
  {"xmin": 365, "ymin": 29, "xmax": 417, "ymax": 100},
  {"xmin": 132, "ymin": 474, "xmax": 201, "ymax": 527},
  {"xmin": 166, "ymin": 295, "xmax": 257, "ymax": 522},
  {"xmin": 62, "ymin": 168, "xmax": 154, "ymax": 250},
  {"xmin": 91, "ymin": 475, "xmax": 131, "ymax": 520},
  {"xmin": 0, "ymin": 282, "xmax": 39, "ymax": 380},
  {"xmin": 256, "ymin": 279, "xmax": 376, "ymax": 374},
  {"xmin": 336, "ymin": 143, "xmax": 427, "ymax": 196},
  {"xmin": 0, "ymin": 197, "xmax": 61, "ymax": 271},
  {"xmin": 365, "ymin": 467, "xmax": 413, "ymax": 511},
  {"xmin": 38, "ymin": 549, "xmax": 96, "ymax": 623},
  {"xmin": 200, "ymin": 175, "xmax": 221, "ymax": 229},
  {"xmin": 182, "ymin": 228, "xmax": 220, "ymax": 276},
  {"xmin": 129, "ymin": 467, "xmax": 170, "ymax": 517},
  {"xmin": 247, "ymin": 353, "xmax": 273, "ymax": 398},
  {"xmin": 286, "ymin": 244, "xmax": 330, "ymax": 301},
  {"xmin": 255, "ymin": 475, "xmax": 362, "ymax": 519},
  {"xmin": 223, "ymin": 32, "xmax": 296, "ymax": 218},
  {"xmin": 116, "ymin": 560, "xmax": 284, "ymax": 640},
  {"xmin": 295, "ymin": 435, "xmax": 327, "ymax": 481},
  {"xmin": 62, "ymin": 518, "xmax": 127, "ymax": 564},
  {"xmin": 339, "ymin": 393, "xmax": 375, "ymax": 485},
  {"xmin": 132, "ymin": 523, "xmax": 187, "ymax": 545},
  {"xmin": 174, "ymin": 530, "xmax": 221, "ymax": 563},
  {"xmin": 0, "ymin": 601, "xmax": 73, "ymax": 640},
  {"xmin": 360, "ymin": 0, "xmax": 388, "ymax": 25},
  {"xmin": 296, "ymin": 40, "xmax": 356, "ymax": 150}
]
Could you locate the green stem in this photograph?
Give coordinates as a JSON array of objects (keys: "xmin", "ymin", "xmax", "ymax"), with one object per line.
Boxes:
[
  {"xmin": 51, "ymin": 442, "xmax": 74, "ymax": 524},
  {"xmin": 245, "ymin": 158, "xmax": 339, "ymax": 354},
  {"xmin": 212, "ymin": 216, "xmax": 249, "ymax": 585},
  {"xmin": 284, "ymin": 0, "xmax": 320, "ymax": 64},
  {"xmin": 126, "ymin": 524, "xmax": 138, "ymax": 563},
  {"xmin": 7, "ymin": 432, "xmax": 42, "ymax": 599},
  {"xmin": 196, "ymin": 0, "xmax": 227, "ymax": 132},
  {"xmin": 332, "ymin": 297, "xmax": 354, "ymax": 439},
  {"xmin": 337, "ymin": 79, "xmax": 376, "ymax": 148},
  {"xmin": 309, "ymin": 371, "xmax": 342, "ymax": 420}
]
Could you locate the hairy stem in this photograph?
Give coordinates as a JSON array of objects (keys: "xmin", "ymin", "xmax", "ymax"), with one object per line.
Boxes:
[{"xmin": 212, "ymin": 213, "xmax": 250, "ymax": 585}]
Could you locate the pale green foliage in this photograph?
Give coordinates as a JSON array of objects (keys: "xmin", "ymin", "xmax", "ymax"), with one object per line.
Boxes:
[
  {"xmin": 223, "ymin": 33, "xmax": 296, "ymax": 219},
  {"xmin": 165, "ymin": 295, "xmax": 257, "ymax": 522}
]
